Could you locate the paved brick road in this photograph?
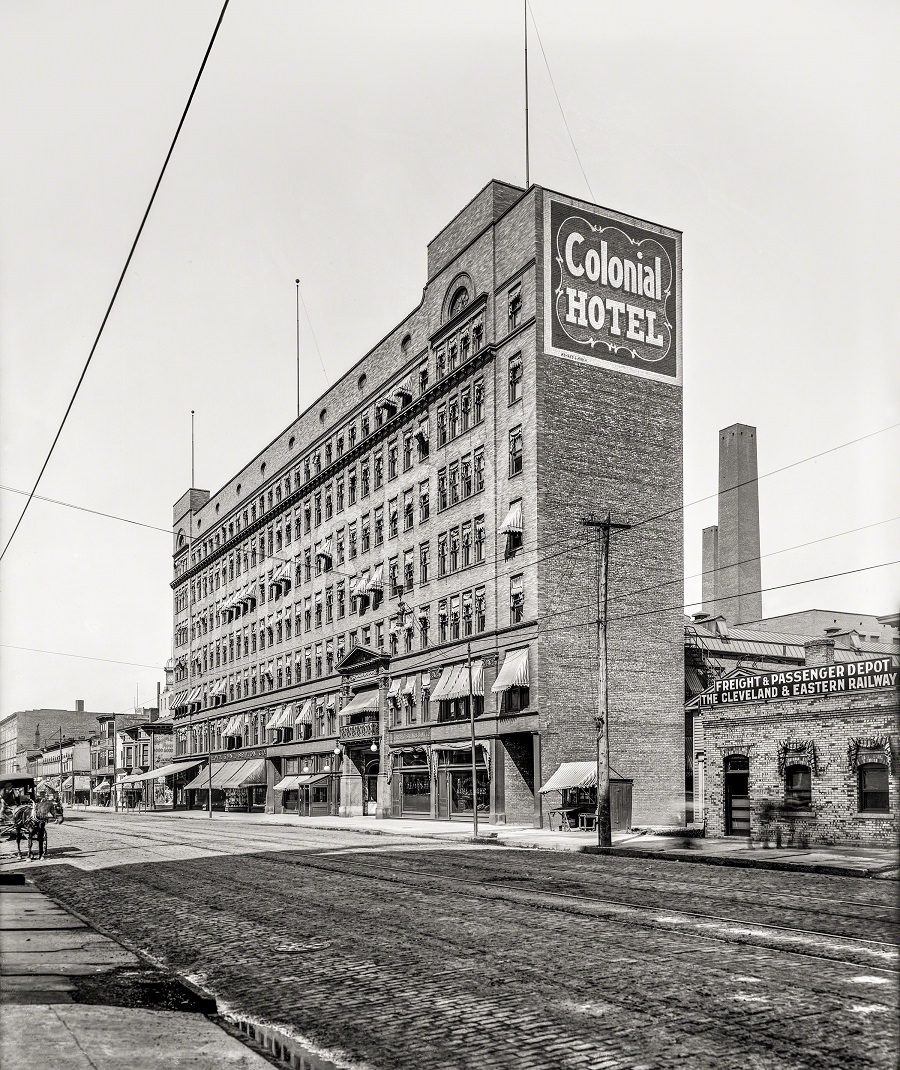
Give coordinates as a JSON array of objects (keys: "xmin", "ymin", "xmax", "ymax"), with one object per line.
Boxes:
[{"xmin": 7, "ymin": 812, "xmax": 897, "ymax": 1069}]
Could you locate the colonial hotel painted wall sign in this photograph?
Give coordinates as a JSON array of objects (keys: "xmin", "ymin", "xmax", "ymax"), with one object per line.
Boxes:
[{"xmin": 543, "ymin": 191, "xmax": 681, "ymax": 384}]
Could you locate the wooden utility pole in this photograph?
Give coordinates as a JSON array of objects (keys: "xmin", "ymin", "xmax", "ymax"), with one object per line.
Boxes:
[{"xmin": 582, "ymin": 513, "xmax": 630, "ymax": 848}]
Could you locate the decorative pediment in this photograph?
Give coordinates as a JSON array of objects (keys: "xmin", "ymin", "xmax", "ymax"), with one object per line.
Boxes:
[
  {"xmin": 847, "ymin": 735, "xmax": 895, "ymax": 774},
  {"xmin": 335, "ymin": 644, "xmax": 390, "ymax": 677},
  {"xmin": 777, "ymin": 738, "xmax": 818, "ymax": 777}
]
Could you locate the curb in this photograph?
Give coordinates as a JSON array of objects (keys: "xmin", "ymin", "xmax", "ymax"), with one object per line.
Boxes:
[
  {"xmin": 21, "ymin": 876, "xmax": 218, "ymax": 1014},
  {"xmin": 582, "ymin": 845, "xmax": 891, "ymax": 879}
]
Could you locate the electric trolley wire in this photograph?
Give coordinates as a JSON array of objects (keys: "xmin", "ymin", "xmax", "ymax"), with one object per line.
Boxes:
[
  {"xmin": 0, "ymin": 644, "xmax": 163, "ymax": 671},
  {"xmin": 0, "ymin": 0, "xmax": 231, "ymax": 566}
]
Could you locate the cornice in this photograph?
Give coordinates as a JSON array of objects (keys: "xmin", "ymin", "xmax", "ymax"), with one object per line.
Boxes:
[{"xmin": 173, "ymin": 345, "xmax": 496, "ymax": 590}]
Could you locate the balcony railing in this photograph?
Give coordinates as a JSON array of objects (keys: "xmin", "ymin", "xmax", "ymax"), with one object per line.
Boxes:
[{"xmin": 339, "ymin": 719, "xmax": 379, "ymax": 742}]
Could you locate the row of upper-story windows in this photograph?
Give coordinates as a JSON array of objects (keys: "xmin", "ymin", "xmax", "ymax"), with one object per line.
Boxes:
[{"xmin": 435, "ymin": 377, "xmax": 484, "ymax": 447}]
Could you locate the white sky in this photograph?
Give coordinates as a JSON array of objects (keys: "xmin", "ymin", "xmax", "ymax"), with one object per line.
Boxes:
[{"xmin": 1, "ymin": 1, "xmax": 897, "ymax": 720}]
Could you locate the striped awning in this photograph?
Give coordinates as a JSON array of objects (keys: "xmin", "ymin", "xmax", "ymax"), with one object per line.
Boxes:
[
  {"xmin": 265, "ymin": 708, "xmax": 283, "ymax": 730},
  {"xmin": 441, "ymin": 661, "xmax": 485, "ymax": 699},
  {"xmin": 274, "ymin": 775, "xmax": 302, "ymax": 792},
  {"xmin": 120, "ymin": 759, "xmax": 204, "ymax": 785},
  {"xmin": 350, "ymin": 572, "xmax": 368, "ymax": 598},
  {"xmin": 316, "ymin": 536, "xmax": 333, "ymax": 560},
  {"xmin": 403, "ymin": 677, "xmax": 417, "ymax": 697},
  {"xmin": 499, "ymin": 500, "xmax": 523, "ymax": 535},
  {"xmin": 387, "ymin": 677, "xmax": 403, "ymax": 700},
  {"xmin": 394, "ymin": 376, "xmax": 413, "ymax": 400},
  {"xmin": 429, "ymin": 665, "xmax": 456, "ymax": 703},
  {"xmin": 492, "ymin": 648, "xmax": 529, "ymax": 692},
  {"xmin": 183, "ymin": 758, "xmax": 267, "ymax": 792},
  {"xmin": 187, "ymin": 686, "xmax": 202, "ymax": 705},
  {"xmin": 367, "ymin": 563, "xmax": 384, "ymax": 592},
  {"xmin": 223, "ymin": 715, "xmax": 244, "ymax": 737},
  {"xmin": 415, "ymin": 420, "xmax": 428, "ymax": 442},
  {"xmin": 61, "ymin": 776, "xmax": 74, "ymax": 789},
  {"xmin": 340, "ymin": 689, "xmax": 379, "ymax": 718},
  {"xmin": 539, "ymin": 761, "xmax": 597, "ymax": 794},
  {"xmin": 295, "ymin": 699, "xmax": 314, "ymax": 726},
  {"xmin": 173, "ymin": 690, "xmax": 188, "ymax": 709}
]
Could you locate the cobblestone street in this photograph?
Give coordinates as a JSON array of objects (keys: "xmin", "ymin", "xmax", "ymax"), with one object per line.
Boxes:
[{"xmin": 6, "ymin": 812, "xmax": 897, "ymax": 1069}]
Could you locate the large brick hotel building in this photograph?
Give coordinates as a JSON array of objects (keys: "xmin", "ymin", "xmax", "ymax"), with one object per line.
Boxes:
[{"xmin": 169, "ymin": 180, "xmax": 684, "ymax": 826}]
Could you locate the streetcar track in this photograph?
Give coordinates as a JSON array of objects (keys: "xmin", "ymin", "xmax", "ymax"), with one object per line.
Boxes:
[{"xmin": 27, "ymin": 816, "xmax": 898, "ymax": 957}]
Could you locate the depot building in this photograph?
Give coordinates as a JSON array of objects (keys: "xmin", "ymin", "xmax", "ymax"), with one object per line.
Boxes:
[{"xmin": 168, "ymin": 180, "xmax": 684, "ymax": 827}]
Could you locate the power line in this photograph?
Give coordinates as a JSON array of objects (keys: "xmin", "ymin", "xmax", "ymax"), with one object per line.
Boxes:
[
  {"xmin": 0, "ymin": 485, "xmax": 172, "ymax": 535},
  {"xmin": 296, "ymin": 275, "xmax": 330, "ymax": 386},
  {"xmin": 535, "ymin": 558, "xmax": 900, "ymax": 639},
  {"xmin": 0, "ymin": 0, "xmax": 231, "ymax": 566},
  {"xmin": 620, "ymin": 421, "xmax": 900, "ymax": 539},
  {"xmin": 1, "ymin": 644, "xmax": 162, "ymax": 671}
]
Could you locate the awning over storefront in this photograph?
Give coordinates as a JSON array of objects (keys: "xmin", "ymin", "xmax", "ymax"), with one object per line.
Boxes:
[
  {"xmin": 340, "ymin": 689, "xmax": 379, "ymax": 718},
  {"xmin": 433, "ymin": 741, "xmax": 491, "ymax": 777},
  {"xmin": 61, "ymin": 776, "xmax": 74, "ymax": 790},
  {"xmin": 274, "ymin": 775, "xmax": 302, "ymax": 792},
  {"xmin": 120, "ymin": 758, "xmax": 204, "ymax": 786},
  {"xmin": 93, "ymin": 782, "xmax": 110, "ymax": 793},
  {"xmin": 539, "ymin": 761, "xmax": 597, "ymax": 794},
  {"xmin": 492, "ymin": 648, "xmax": 530, "ymax": 692},
  {"xmin": 498, "ymin": 500, "xmax": 523, "ymax": 534},
  {"xmin": 182, "ymin": 758, "xmax": 267, "ymax": 792},
  {"xmin": 295, "ymin": 699, "xmax": 314, "ymax": 726},
  {"xmin": 295, "ymin": 773, "xmax": 330, "ymax": 787}
]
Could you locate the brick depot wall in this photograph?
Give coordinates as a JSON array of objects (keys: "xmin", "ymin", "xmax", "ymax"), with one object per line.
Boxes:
[{"xmin": 702, "ymin": 689, "xmax": 899, "ymax": 846}]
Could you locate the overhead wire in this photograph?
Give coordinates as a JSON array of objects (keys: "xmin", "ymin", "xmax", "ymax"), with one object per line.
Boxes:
[{"xmin": 0, "ymin": 0, "xmax": 231, "ymax": 565}]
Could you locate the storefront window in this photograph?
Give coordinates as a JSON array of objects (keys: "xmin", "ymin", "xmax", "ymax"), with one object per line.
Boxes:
[{"xmin": 401, "ymin": 771, "xmax": 431, "ymax": 814}]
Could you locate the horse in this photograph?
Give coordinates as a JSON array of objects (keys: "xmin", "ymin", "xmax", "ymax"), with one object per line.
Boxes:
[{"xmin": 12, "ymin": 798, "xmax": 62, "ymax": 860}]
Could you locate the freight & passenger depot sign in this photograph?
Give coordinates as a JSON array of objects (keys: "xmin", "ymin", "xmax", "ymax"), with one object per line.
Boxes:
[
  {"xmin": 543, "ymin": 191, "xmax": 681, "ymax": 384},
  {"xmin": 698, "ymin": 658, "xmax": 898, "ymax": 708}
]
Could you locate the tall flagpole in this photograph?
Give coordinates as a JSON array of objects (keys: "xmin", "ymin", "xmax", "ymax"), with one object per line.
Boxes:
[
  {"xmin": 187, "ymin": 411, "xmax": 194, "ymax": 816},
  {"xmin": 295, "ymin": 279, "xmax": 301, "ymax": 421},
  {"xmin": 524, "ymin": 0, "xmax": 530, "ymax": 187}
]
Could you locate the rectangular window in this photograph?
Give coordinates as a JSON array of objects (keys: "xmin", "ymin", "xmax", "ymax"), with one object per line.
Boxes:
[
  {"xmin": 419, "ymin": 479, "xmax": 430, "ymax": 522},
  {"xmin": 389, "ymin": 557, "xmax": 401, "ymax": 598},
  {"xmin": 403, "ymin": 433, "xmax": 413, "ymax": 472},
  {"xmin": 336, "ymin": 478, "xmax": 344, "ymax": 513},
  {"xmin": 420, "ymin": 542, "xmax": 430, "ymax": 584},
  {"xmin": 325, "ymin": 484, "xmax": 333, "ymax": 520},
  {"xmin": 509, "ymin": 425, "xmax": 523, "ymax": 476},
  {"xmin": 348, "ymin": 469, "xmax": 357, "ymax": 506},
  {"xmin": 437, "ymin": 534, "xmax": 448, "ymax": 577},
  {"xmin": 361, "ymin": 514, "xmax": 371, "ymax": 554},
  {"xmin": 461, "ymin": 520, "xmax": 472, "ymax": 568},
  {"xmin": 388, "ymin": 440, "xmax": 399, "ymax": 480},
  {"xmin": 448, "ymin": 462, "xmax": 460, "ymax": 505},
  {"xmin": 438, "ymin": 599, "xmax": 448, "ymax": 643},
  {"xmin": 404, "ymin": 548, "xmax": 414, "ymax": 592},
  {"xmin": 373, "ymin": 451, "xmax": 384, "ymax": 490},
  {"xmin": 473, "ymin": 447, "xmax": 485, "ymax": 493},
  {"xmin": 315, "ymin": 596, "xmax": 323, "ymax": 629},
  {"xmin": 325, "ymin": 587, "xmax": 333, "ymax": 624},
  {"xmin": 462, "ymin": 590, "xmax": 473, "ymax": 637},
  {"xmin": 374, "ymin": 506, "xmax": 384, "ymax": 546},
  {"xmin": 509, "ymin": 352, "xmax": 523, "ymax": 404},
  {"xmin": 460, "ymin": 455, "xmax": 472, "ymax": 499},
  {"xmin": 419, "ymin": 366, "xmax": 429, "ymax": 393},
  {"xmin": 436, "ymin": 406, "xmax": 447, "ymax": 447},
  {"xmin": 474, "ymin": 586, "xmax": 486, "ymax": 632},
  {"xmin": 508, "ymin": 285, "xmax": 522, "ymax": 331},
  {"xmin": 388, "ymin": 498, "xmax": 399, "ymax": 539},
  {"xmin": 403, "ymin": 489, "xmax": 414, "ymax": 531},
  {"xmin": 474, "ymin": 379, "xmax": 484, "ymax": 424},
  {"xmin": 449, "ymin": 527, "xmax": 459, "ymax": 572},
  {"xmin": 449, "ymin": 594, "xmax": 460, "ymax": 640},
  {"xmin": 336, "ymin": 528, "xmax": 345, "ymax": 565},
  {"xmin": 448, "ymin": 397, "xmax": 459, "ymax": 440},
  {"xmin": 510, "ymin": 574, "xmax": 524, "ymax": 624},
  {"xmin": 437, "ymin": 469, "xmax": 448, "ymax": 511},
  {"xmin": 348, "ymin": 520, "xmax": 358, "ymax": 560},
  {"xmin": 337, "ymin": 582, "xmax": 346, "ymax": 619},
  {"xmin": 360, "ymin": 459, "xmax": 370, "ymax": 498}
]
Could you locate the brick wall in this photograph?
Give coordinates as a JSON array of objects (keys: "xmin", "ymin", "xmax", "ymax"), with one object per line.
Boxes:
[{"xmin": 702, "ymin": 689, "xmax": 899, "ymax": 845}]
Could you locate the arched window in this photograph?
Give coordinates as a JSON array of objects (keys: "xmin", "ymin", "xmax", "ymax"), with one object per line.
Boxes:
[
  {"xmin": 448, "ymin": 286, "xmax": 469, "ymax": 318},
  {"xmin": 784, "ymin": 764, "xmax": 811, "ymax": 809},
  {"xmin": 858, "ymin": 763, "xmax": 889, "ymax": 812}
]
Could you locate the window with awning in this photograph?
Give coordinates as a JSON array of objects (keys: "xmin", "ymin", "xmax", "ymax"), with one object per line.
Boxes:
[
  {"xmin": 183, "ymin": 758, "xmax": 267, "ymax": 792},
  {"xmin": 492, "ymin": 647, "xmax": 530, "ymax": 713},
  {"xmin": 340, "ymin": 689, "xmax": 379, "ymax": 719},
  {"xmin": 367, "ymin": 563, "xmax": 384, "ymax": 593},
  {"xmin": 499, "ymin": 500, "xmax": 524, "ymax": 558},
  {"xmin": 295, "ymin": 699, "xmax": 314, "ymax": 726},
  {"xmin": 394, "ymin": 376, "xmax": 413, "ymax": 403},
  {"xmin": 265, "ymin": 708, "xmax": 282, "ymax": 731}
]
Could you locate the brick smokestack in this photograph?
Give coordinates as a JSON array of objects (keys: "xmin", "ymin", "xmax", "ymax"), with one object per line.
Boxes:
[
  {"xmin": 75, "ymin": 699, "xmax": 84, "ymax": 713},
  {"xmin": 702, "ymin": 424, "xmax": 762, "ymax": 624},
  {"xmin": 804, "ymin": 638, "xmax": 835, "ymax": 667}
]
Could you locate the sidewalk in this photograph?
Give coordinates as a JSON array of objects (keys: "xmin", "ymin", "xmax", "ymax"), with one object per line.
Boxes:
[
  {"xmin": 0, "ymin": 879, "xmax": 276, "ymax": 1069},
  {"xmin": 74, "ymin": 804, "xmax": 900, "ymax": 879}
]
